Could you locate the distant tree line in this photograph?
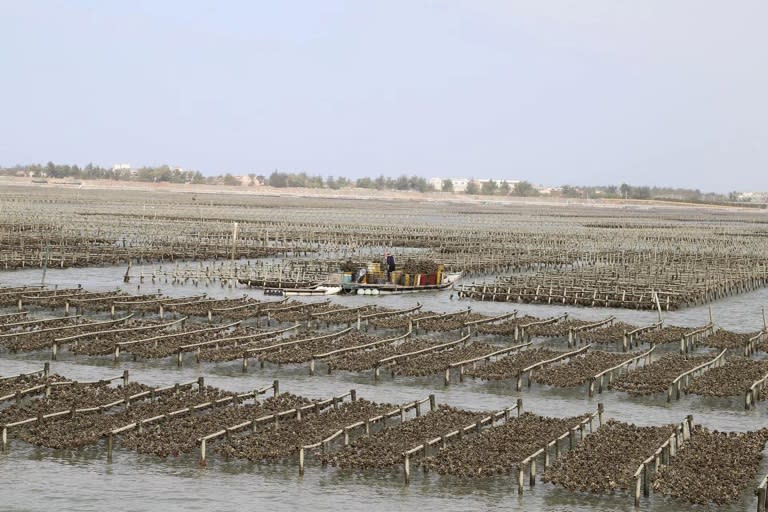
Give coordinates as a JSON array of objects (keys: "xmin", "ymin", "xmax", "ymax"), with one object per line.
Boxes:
[
  {"xmin": 0, "ymin": 162, "xmax": 207, "ymax": 184},
  {"xmin": 556, "ymin": 183, "xmax": 735, "ymax": 203},
  {"xmin": 0, "ymin": 162, "xmax": 747, "ymax": 204}
]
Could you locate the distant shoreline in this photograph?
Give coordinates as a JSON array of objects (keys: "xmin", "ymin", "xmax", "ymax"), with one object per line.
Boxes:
[{"xmin": 0, "ymin": 175, "xmax": 759, "ymax": 212}]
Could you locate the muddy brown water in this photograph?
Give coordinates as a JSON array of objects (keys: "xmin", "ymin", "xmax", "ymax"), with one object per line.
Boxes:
[{"xmin": 2, "ymin": 262, "xmax": 768, "ymax": 511}]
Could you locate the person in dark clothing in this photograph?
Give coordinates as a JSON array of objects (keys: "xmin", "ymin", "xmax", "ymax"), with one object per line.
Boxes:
[
  {"xmin": 385, "ymin": 252, "xmax": 396, "ymax": 282},
  {"xmin": 385, "ymin": 253, "xmax": 396, "ymax": 272}
]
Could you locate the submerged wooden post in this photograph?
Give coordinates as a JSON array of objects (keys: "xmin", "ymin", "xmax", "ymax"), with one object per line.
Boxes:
[
  {"xmin": 403, "ymin": 453, "xmax": 410, "ymax": 485},
  {"xmin": 643, "ymin": 462, "xmax": 650, "ymax": 497},
  {"xmin": 199, "ymin": 438, "xmax": 207, "ymax": 465}
]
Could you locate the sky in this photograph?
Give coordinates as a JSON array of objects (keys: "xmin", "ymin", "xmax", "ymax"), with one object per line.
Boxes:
[{"xmin": 1, "ymin": 1, "xmax": 766, "ymax": 192}]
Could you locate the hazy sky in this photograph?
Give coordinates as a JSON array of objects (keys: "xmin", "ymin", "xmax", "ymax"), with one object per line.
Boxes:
[{"xmin": 2, "ymin": 1, "xmax": 766, "ymax": 192}]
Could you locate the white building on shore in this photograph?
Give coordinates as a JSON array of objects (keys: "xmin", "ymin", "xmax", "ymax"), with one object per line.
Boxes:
[{"xmin": 429, "ymin": 177, "xmax": 520, "ymax": 193}]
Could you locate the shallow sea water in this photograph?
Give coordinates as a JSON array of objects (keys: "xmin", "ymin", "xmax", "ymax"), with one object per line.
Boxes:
[{"xmin": 2, "ymin": 263, "xmax": 768, "ymax": 511}]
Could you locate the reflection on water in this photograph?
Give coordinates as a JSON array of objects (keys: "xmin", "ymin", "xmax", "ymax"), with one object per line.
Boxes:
[{"xmin": 1, "ymin": 262, "xmax": 768, "ymax": 511}]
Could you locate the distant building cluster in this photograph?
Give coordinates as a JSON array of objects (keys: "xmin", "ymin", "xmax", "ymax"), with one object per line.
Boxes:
[
  {"xmin": 428, "ymin": 177, "xmax": 521, "ymax": 193},
  {"xmin": 735, "ymin": 192, "xmax": 768, "ymax": 203},
  {"xmin": 112, "ymin": 163, "xmax": 137, "ymax": 176}
]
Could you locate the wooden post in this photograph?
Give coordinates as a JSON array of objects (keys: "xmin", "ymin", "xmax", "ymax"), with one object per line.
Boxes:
[
  {"xmin": 429, "ymin": 394, "xmax": 436, "ymax": 412},
  {"xmin": 643, "ymin": 462, "xmax": 650, "ymax": 497},
  {"xmin": 231, "ymin": 222, "xmax": 238, "ymax": 261},
  {"xmin": 299, "ymin": 447, "xmax": 305, "ymax": 475},
  {"xmin": 517, "ymin": 398, "xmax": 523, "ymax": 415},
  {"xmin": 518, "ymin": 464, "xmax": 525, "ymax": 495},
  {"xmin": 403, "ymin": 453, "xmax": 410, "ymax": 485},
  {"xmin": 529, "ymin": 457, "xmax": 537, "ymax": 486},
  {"xmin": 597, "ymin": 403, "xmax": 604, "ymax": 426},
  {"xmin": 123, "ymin": 370, "xmax": 129, "ymax": 386},
  {"xmin": 273, "ymin": 380, "xmax": 279, "ymax": 396}
]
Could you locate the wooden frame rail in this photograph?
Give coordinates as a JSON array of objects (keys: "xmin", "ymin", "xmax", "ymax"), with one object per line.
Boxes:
[
  {"xmin": 177, "ymin": 323, "xmax": 301, "ymax": 367},
  {"xmin": 519, "ymin": 404, "xmax": 604, "ymax": 495},
  {"xmin": 680, "ymin": 323, "xmax": 716, "ymax": 354},
  {"xmin": 445, "ymin": 342, "xmax": 532, "ymax": 386},
  {"xmin": 52, "ymin": 317, "xmax": 187, "ymax": 360},
  {"xmin": 374, "ymin": 333, "xmax": 472, "ymax": 380},
  {"xmin": 2, "ymin": 370, "xmax": 130, "ymax": 451},
  {"xmin": 310, "ymin": 325, "xmax": 412, "ymax": 376},
  {"xmin": 568, "ymin": 316, "xmax": 615, "ymax": 347},
  {"xmin": 242, "ymin": 327, "xmax": 353, "ymax": 371},
  {"xmin": 304, "ymin": 394, "xmax": 436, "ymax": 477},
  {"xmin": 462, "ymin": 311, "xmax": 517, "ymax": 336},
  {"xmin": 518, "ymin": 313, "xmax": 568, "ymax": 342},
  {"xmin": 113, "ymin": 320, "xmax": 241, "ymax": 361},
  {"xmin": 623, "ymin": 321, "xmax": 663, "ymax": 351},
  {"xmin": 745, "ymin": 330, "xmax": 767, "ymax": 357},
  {"xmin": 745, "ymin": 368, "xmax": 768, "ymax": 410},
  {"xmin": 197, "ymin": 386, "xmax": 351, "ymax": 466},
  {"xmin": 516, "ymin": 345, "xmax": 591, "ymax": 391},
  {"xmin": 667, "ymin": 349, "xmax": 727, "ymax": 402},
  {"xmin": 107, "ymin": 379, "xmax": 278, "ymax": 461},
  {"xmin": 632, "ymin": 415, "xmax": 694, "ymax": 506},
  {"xmin": 588, "ymin": 346, "xmax": 655, "ymax": 397},
  {"xmin": 402, "ymin": 399, "xmax": 523, "ymax": 484},
  {"xmin": 358, "ymin": 303, "xmax": 423, "ymax": 331}
]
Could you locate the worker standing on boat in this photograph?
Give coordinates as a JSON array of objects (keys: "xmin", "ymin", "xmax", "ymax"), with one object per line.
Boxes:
[{"xmin": 385, "ymin": 252, "xmax": 396, "ymax": 281}]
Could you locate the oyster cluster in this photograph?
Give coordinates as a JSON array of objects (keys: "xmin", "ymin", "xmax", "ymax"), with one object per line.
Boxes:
[
  {"xmin": 686, "ymin": 357, "xmax": 768, "ymax": 397},
  {"xmin": 653, "ymin": 427, "xmax": 768, "ymax": 505},
  {"xmin": 214, "ymin": 399, "xmax": 395, "ymax": 462},
  {"xmin": 532, "ymin": 351, "xmax": 636, "ymax": 388},
  {"xmin": 544, "ymin": 419, "xmax": 676, "ymax": 492},
  {"xmin": 425, "ymin": 412, "xmax": 587, "ymax": 477},
  {"xmin": 467, "ymin": 348, "xmax": 566, "ymax": 380},
  {"xmin": 321, "ymin": 405, "xmax": 488, "ymax": 469},
  {"xmin": 610, "ymin": 354, "xmax": 710, "ymax": 395}
]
